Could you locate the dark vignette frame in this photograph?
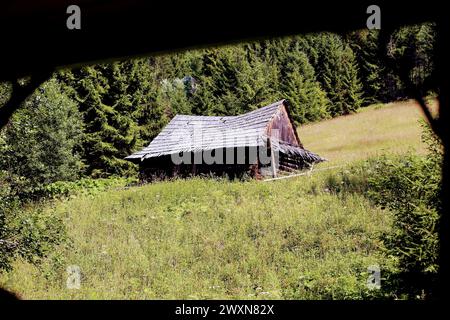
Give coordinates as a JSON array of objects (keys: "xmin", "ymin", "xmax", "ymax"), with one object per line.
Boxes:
[{"xmin": 0, "ymin": 0, "xmax": 448, "ymax": 304}]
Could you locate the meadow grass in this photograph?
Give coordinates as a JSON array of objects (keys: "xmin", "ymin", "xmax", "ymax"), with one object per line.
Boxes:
[
  {"xmin": 0, "ymin": 175, "xmax": 392, "ymax": 299},
  {"xmin": 300, "ymin": 99, "xmax": 438, "ymax": 165}
]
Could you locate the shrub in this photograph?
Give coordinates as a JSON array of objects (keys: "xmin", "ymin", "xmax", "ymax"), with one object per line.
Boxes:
[
  {"xmin": 0, "ymin": 173, "xmax": 134, "ymax": 272},
  {"xmin": 1, "ymin": 173, "xmax": 66, "ymax": 271},
  {"xmin": 42, "ymin": 177, "xmax": 137, "ymax": 199},
  {"xmin": 0, "ymin": 78, "xmax": 84, "ymax": 200}
]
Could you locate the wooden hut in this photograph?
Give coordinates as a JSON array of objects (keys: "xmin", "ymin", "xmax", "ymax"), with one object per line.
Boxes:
[{"xmin": 125, "ymin": 99, "xmax": 325, "ymax": 181}]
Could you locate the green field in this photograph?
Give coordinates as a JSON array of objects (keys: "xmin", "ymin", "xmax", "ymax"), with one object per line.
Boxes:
[{"xmin": 0, "ymin": 100, "xmax": 433, "ymax": 299}]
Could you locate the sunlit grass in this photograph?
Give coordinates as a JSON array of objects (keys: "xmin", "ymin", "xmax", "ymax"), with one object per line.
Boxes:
[
  {"xmin": 300, "ymin": 99, "xmax": 438, "ymax": 165},
  {"xmin": 0, "ymin": 175, "xmax": 392, "ymax": 299}
]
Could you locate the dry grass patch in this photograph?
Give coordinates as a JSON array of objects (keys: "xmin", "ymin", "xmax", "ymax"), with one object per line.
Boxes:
[{"xmin": 300, "ymin": 99, "xmax": 438, "ymax": 165}]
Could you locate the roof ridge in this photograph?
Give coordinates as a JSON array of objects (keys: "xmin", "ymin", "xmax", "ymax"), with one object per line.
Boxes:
[{"xmin": 173, "ymin": 99, "xmax": 286, "ymax": 119}]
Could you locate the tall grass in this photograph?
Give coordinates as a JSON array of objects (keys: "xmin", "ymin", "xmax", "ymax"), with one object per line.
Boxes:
[{"xmin": 0, "ymin": 174, "xmax": 393, "ymax": 299}]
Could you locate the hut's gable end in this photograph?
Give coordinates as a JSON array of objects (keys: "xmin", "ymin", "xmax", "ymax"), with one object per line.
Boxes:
[{"xmin": 266, "ymin": 105, "xmax": 302, "ymax": 147}]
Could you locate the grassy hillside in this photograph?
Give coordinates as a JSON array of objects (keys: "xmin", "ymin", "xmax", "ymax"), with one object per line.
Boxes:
[
  {"xmin": 0, "ymin": 100, "xmax": 433, "ymax": 299},
  {"xmin": 1, "ymin": 176, "xmax": 392, "ymax": 299},
  {"xmin": 300, "ymin": 99, "xmax": 437, "ymax": 165}
]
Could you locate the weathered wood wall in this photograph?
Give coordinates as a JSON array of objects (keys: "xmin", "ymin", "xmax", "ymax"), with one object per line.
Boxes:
[{"xmin": 265, "ymin": 105, "xmax": 300, "ymax": 146}]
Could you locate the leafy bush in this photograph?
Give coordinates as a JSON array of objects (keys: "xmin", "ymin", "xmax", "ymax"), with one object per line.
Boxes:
[
  {"xmin": 0, "ymin": 79, "xmax": 137, "ymax": 272},
  {"xmin": 0, "ymin": 78, "xmax": 84, "ymax": 199},
  {"xmin": 43, "ymin": 177, "xmax": 137, "ymax": 199},
  {"xmin": 0, "ymin": 79, "xmax": 84, "ymax": 271},
  {"xmin": 1, "ymin": 173, "xmax": 66, "ymax": 271},
  {"xmin": 0, "ymin": 174, "xmax": 134, "ymax": 272}
]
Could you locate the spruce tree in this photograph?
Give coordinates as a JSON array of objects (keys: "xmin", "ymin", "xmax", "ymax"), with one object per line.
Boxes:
[
  {"xmin": 280, "ymin": 50, "xmax": 330, "ymax": 124},
  {"xmin": 347, "ymin": 30, "xmax": 385, "ymax": 103},
  {"xmin": 190, "ymin": 46, "xmax": 277, "ymax": 116},
  {"xmin": 388, "ymin": 23, "xmax": 436, "ymax": 95},
  {"xmin": 157, "ymin": 77, "xmax": 192, "ymax": 117},
  {"xmin": 301, "ymin": 33, "xmax": 364, "ymax": 116},
  {"xmin": 58, "ymin": 59, "xmax": 166, "ymax": 177}
]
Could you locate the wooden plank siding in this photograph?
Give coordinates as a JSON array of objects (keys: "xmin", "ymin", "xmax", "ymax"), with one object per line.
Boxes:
[{"xmin": 265, "ymin": 105, "xmax": 300, "ymax": 147}]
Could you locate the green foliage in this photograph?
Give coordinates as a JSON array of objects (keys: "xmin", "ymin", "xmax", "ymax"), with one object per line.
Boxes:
[
  {"xmin": 347, "ymin": 30, "xmax": 390, "ymax": 104},
  {"xmin": 0, "ymin": 173, "xmax": 67, "ymax": 271},
  {"xmin": 0, "ymin": 79, "xmax": 83, "ymax": 271},
  {"xmin": 158, "ymin": 78, "xmax": 192, "ymax": 117},
  {"xmin": 43, "ymin": 176, "xmax": 136, "ymax": 199},
  {"xmin": 279, "ymin": 50, "xmax": 330, "ymax": 123},
  {"xmin": 189, "ymin": 46, "xmax": 279, "ymax": 116},
  {"xmin": 0, "ymin": 173, "xmax": 133, "ymax": 272},
  {"xmin": 346, "ymin": 23, "xmax": 437, "ymax": 103},
  {"xmin": 0, "ymin": 79, "xmax": 84, "ymax": 195},
  {"xmin": 388, "ymin": 23, "xmax": 436, "ymax": 91},
  {"xmin": 58, "ymin": 59, "xmax": 167, "ymax": 177},
  {"xmin": 300, "ymin": 33, "xmax": 364, "ymax": 115},
  {"xmin": 0, "ymin": 82, "xmax": 11, "ymax": 106}
]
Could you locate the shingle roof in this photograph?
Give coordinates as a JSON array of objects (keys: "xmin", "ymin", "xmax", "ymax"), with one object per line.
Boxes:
[{"xmin": 126, "ymin": 100, "xmax": 324, "ymax": 163}]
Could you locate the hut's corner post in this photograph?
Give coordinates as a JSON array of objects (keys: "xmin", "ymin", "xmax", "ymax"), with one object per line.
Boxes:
[
  {"xmin": 268, "ymin": 138, "xmax": 277, "ymax": 178},
  {"xmin": 138, "ymin": 159, "xmax": 145, "ymax": 182}
]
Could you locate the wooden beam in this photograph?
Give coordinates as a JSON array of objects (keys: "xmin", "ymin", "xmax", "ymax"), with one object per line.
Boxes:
[
  {"xmin": 263, "ymin": 165, "xmax": 346, "ymax": 182},
  {"xmin": 268, "ymin": 138, "xmax": 277, "ymax": 178}
]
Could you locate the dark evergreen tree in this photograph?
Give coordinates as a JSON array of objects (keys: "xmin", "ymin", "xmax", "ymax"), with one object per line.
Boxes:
[
  {"xmin": 280, "ymin": 50, "xmax": 330, "ymax": 124},
  {"xmin": 347, "ymin": 30, "xmax": 386, "ymax": 103},
  {"xmin": 388, "ymin": 23, "xmax": 436, "ymax": 95},
  {"xmin": 301, "ymin": 33, "xmax": 364, "ymax": 116},
  {"xmin": 157, "ymin": 77, "xmax": 192, "ymax": 117},
  {"xmin": 190, "ymin": 46, "xmax": 278, "ymax": 116},
  {"xmin": 58, "ymin": 59, "xmax": 166, "ymax": 177},
  {"xmin": 347, "ymin": 23, "xmax": 436, "ymax": 104}
]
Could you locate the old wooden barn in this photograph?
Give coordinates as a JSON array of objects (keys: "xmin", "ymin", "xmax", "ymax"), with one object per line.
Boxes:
[{"xmin": 125, "ymin": 100, "xmax": 325, "ymax": 180}]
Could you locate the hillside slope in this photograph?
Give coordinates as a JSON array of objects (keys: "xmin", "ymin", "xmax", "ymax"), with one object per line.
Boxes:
[
  {"xmin": 0, "ymin": 100, "xmax": 432, "ymax": 299},
  {"xmin": 300, "ymin": 99, "xmax": 437, "ymax": 165},
  {"xmin": 1, "ymin": 177, "xmax": 391, "ymax": 299}
]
